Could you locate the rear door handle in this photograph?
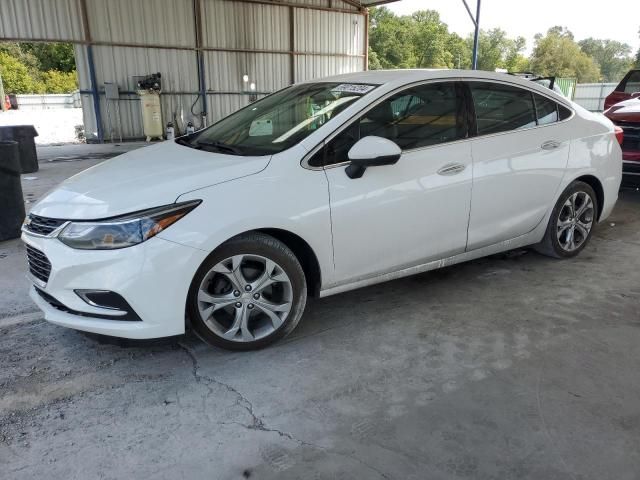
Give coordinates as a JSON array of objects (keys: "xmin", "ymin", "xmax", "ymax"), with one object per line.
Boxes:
[
  {"xmin": 541, "ymin": 140, "xmax": 561, "ymax": 150},
  {"xmin": 437, "ymin": 163, "xmax": 466, "ymax": 176}
]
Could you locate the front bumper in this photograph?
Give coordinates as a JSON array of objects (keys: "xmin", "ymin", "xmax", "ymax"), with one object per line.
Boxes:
[{"xmin": 22, "ymin": 233, "xmax": 208, "ymax": 339}]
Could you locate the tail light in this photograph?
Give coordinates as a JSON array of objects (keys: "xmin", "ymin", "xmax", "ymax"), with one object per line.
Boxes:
[{"xmin": 614, "ymin": 126, "xmax": 624, "ymax": 145}]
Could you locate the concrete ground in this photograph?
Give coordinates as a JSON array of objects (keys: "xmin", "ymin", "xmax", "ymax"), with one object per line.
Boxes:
[{"xmin": 1, "ymin": 149, "xmax": 640, "ymax": 479}]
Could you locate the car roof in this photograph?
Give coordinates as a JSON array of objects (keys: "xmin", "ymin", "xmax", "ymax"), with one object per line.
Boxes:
[{"xmin": 311, "ymin": 68, "xmax": 570, "ymax": 105}]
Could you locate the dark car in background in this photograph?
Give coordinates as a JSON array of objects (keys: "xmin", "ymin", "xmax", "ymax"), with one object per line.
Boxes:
[
  {"xmin": 604, "ymin": 70, "xmax": 640, "ymax": 110},
  {"xmin": 605, "ymin": 97, "xmax": 640, "ymax": 186}
]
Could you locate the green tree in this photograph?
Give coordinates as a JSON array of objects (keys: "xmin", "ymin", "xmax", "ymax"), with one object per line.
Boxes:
[
  {"xmin": 41, "ymin": 70, "xmax": 78, "ymax": 93},
  {"xmin": 21, "ymin": 42, "xmax": 76, "ymax": 73},
  {"xmin": 411, "ymin": 10, "xmax": 455, "ymax": 68},
  {"xmin": 447, "ymin": 33, "xmax": 472, "ymax": 69},
  {"xmin": 0, "ymin": 51, "xmax": 39, "ymax": 93},
  {"xmin": 368, "ymin": 47, "xmax": 383, "ymax": 70},
  {"xmin": 578, "ymin": 38, "xmax": 633, "ymax": 82},
  {"xmin": 635, "ymin": 27, "xmax": 640, "ymax": 68},
  {"xmin": 530, "ymin": 27, "xmax": 601, "ymax": 82},
  {"xmin": 368, "ymin": 7, "xmax": 474, "ymax": 70},
  {"xmin": 469, "ymin": 29, "xmax": 527, "ymax": 72},
  {"xmin": 368, "ymin": 7, "xmax": 416, "ymax": 69}
]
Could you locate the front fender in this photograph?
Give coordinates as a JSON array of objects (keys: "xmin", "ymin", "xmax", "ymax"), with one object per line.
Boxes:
[{"xmin": 157, "ymin": 157, "xmax": 335, "ymax": 288}]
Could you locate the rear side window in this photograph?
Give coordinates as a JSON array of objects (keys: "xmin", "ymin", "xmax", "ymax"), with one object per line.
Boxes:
[
  {"xmin": 623, "ymin": 71, "xmax": 640, "ymax": 93},
  {"xmin": 470, "ymin": 82, "xmax": 536, "ymax": 135},
  {"xmin": 534, "ymin": 94, "xmax": 559, "ymax": 125},
  {"xmin": 558, "ymin": 104, "xmax": 572, "ymax": 120}
]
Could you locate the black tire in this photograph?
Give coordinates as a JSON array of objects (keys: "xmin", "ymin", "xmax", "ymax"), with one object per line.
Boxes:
[
  {"xmin": 534, "ymin": 181, "xmax": 598, "ymax": 259},
  {"xmin": 187, "ymin": 232, "xmax": 307, "ymax": 351}
]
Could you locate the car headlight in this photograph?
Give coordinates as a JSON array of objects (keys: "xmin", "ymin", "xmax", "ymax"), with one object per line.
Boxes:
[{"xmin": 57, "ymin": 200, "xmax": 201, "ymax": 250}]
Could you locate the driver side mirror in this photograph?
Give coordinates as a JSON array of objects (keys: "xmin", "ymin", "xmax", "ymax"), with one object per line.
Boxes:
[
  {"xmin": 345, "ymin": 136, "xmax": 401, "ymax": 179},
  {"xmin": 631, "ymin": 92, "xmax": 640, "ymax": 99}
]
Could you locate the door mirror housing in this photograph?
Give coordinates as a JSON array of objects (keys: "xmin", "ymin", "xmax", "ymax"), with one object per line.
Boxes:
[
  {"xmin": 345, "ymin": 136, "xmax": 402, "ymax": 179},
  {"xmin": 631, "ymin": 91, "xmax": 640, "ymax": 99}
]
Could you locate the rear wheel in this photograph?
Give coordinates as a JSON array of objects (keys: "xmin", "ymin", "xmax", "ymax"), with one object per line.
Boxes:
[
  {"xmin": 535, "ymin": 181, "xmax": 598, "ymax": 258},
  {"xmin": 188, "ymin": 233, "xmax": 307, "ymax": 350}
]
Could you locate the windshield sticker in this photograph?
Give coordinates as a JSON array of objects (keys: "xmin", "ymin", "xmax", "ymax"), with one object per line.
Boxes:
[
  {"xmin": 249, "ymin": 119, "xmax": 273, "ymax": 137},
  {"xmin": 331, "ymin": 84, "xmax": 376, "ymax": 95}
]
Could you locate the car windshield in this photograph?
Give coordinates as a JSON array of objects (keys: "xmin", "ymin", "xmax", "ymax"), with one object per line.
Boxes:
[{"xmin": 178, "ymin": 82, "xmax": 378, "ymax": 156}]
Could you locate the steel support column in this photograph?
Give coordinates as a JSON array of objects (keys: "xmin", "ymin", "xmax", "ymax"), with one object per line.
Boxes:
[
  {"xmin": 462, "ymin": 0, "xmax": 481, "ymax": 70},
  {"xmin": 194, "ymin": 0, "xmax": 208, "ymax": 124},
  {"xmin": 79, "ymin": 0, "xmax": 104, "ymax": 143}
]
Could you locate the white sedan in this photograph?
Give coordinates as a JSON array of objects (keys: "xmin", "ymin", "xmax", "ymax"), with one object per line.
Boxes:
[{"xmin": 22, "ymin": 70, "xmax": 622, "ymax": 350}]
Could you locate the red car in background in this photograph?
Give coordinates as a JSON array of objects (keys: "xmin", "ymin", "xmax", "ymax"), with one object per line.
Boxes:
[
  {"xmin": 604, "ymin": 70, "xmax": 640, "ymax": 110},
  {"xmin": 605, "ymin": 97, "xmax": 640, "ymax": 186}
]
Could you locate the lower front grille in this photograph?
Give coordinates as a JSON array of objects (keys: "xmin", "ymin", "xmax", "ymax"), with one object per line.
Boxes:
[
  {"xmin": 34, "ymin": 287, "xmax": 142, "ymax": 322},
  {"xmin": 25, "ymin": 244, "xmax": 52, "ymax": 284}
]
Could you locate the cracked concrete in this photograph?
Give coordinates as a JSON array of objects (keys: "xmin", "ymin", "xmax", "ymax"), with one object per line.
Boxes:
[{"xmin": 1, "ymin": 154, "xmax": 640, "ymax": 479}]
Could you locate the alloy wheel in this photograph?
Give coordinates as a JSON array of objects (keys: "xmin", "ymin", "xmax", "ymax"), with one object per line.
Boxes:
[
  {"xmin": 197, "ymin": 254, "xmax": 293, "ymax": 342},
  {"xmin": 556, "ymin": 191, "xmax": 594, "ymax": 252}
]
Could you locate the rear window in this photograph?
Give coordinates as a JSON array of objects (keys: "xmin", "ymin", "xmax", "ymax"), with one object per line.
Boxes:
[
  {"xmin": 470, "ymin": 82, "xmax": 536, "ymax": 135},
  {"xmin": 623, "ymin": 71, "xmax": 640, "ymax": 94}
]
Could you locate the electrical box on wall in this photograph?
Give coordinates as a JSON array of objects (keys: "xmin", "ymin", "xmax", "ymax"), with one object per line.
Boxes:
[{"xmin": 104, "ymin": 82, "xmax": 120, "ymax": 100}]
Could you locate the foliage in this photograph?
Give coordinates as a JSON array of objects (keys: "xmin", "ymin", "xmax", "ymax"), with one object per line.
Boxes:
[
  {"xmin": 636, "ymin": 28, "xmax": 640, "ymax": 69},
  {"xmin": 0, "ymin": 51, "xmax": 39, "ymax": 93},
  {"xmin": 369, "ymin": 8, "xmax": 470, "ymax": 69},
  {"xmin": 578, "ymin": 38, "xmax": 633, "ymax": 82},
  {"xmin": 0, "ymin": 42, "xmax": 77, "ymax": 94},
  {"xmin": 470, "ymin": 28, "xmax": 527, "ymax": 72},
  {"xmin": 40, "ymin": 70, "xmax": 78, "ymax": 93},
  {"xmin": 529, "ymin": 27, "xmax": 601, "ymax": 82},
  {"xmin": 368, "ymin": 11, "xmax": 636, "ymax": 84},
  {"xmin": 368, "ymin": 8, "xmax": 530, "ymax": 72}
]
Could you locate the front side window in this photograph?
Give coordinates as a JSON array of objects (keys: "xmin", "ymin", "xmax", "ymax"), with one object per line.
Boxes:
[
  {"xmin": 623, "ymin": 71, "xmax": 640, "ymax": 94},
  {"xmin": 312, "ymin": 82, "xmax": 465, "ymax": 167},
  {"xmin": 470, "ymin": 82, "xmax": 536, "ymax": 135},
  {"xmin": 179, "ymin": 82, "xmax": 377, "ymax": 156}
]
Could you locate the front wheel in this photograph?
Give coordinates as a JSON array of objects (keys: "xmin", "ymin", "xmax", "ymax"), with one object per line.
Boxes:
[
  {"xmin": 187, "ymin": 233, "xmax": 307, "ymax": 350},
  {"xmin": 535, "ymin": 181, "xmax": 598, "ymax": 259}
]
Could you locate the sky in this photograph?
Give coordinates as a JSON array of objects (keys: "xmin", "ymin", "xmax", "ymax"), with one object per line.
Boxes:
[{"xmin": 386, "ymin": 0, "xmax": 640, "ymax": 56}]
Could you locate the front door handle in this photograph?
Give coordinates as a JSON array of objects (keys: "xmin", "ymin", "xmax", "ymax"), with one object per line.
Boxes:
[
  {"xmin": 437, "ymin": 163, "xmax": 466, "ymax": 176},
  {"xmin": 541, "ymin": 140, "xmax": 561, "ymax": 150}
]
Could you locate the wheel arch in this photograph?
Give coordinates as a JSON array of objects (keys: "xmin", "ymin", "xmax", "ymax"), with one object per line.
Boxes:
[
  {"xmin": 254, "ymin": 228, "xmax": 322, "ymax": 298},
  {"xmin": 573, "ymin": 174, "xmax": 605, "ymax": 221}
]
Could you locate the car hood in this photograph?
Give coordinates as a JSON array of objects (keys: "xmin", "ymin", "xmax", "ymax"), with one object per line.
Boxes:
[
  {"xmin": 31, "ymin": 140, "xmax": 271, "ymax": 219},
  {"xmin": 605, "ymin": 98, "xmax": 640, "ymax": 122}
]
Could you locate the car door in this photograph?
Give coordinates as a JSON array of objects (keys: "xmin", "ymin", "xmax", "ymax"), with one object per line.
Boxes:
[
  {"xmin": 315, "ymin": 81, "xmax": 473, "ymax": 284},
  {"xmin": 465, "ymin": 81, "xmax": 572, "ymax": 250}
]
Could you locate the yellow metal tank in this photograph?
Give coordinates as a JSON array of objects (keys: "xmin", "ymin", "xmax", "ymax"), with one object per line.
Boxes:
[{"xmin": 138, "ymin": 91, "xmax": 163, "ymax": 141}]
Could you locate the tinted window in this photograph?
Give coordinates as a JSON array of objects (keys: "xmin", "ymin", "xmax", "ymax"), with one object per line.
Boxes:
[
  {"xmin": 180, "ymin": 82, "xmax": 377, "ymax": 156},
  {"xmin": 313, "ymin": 82, "xmax": 465, "ymax": 167},
  {"xmin": 623, "ymin": 71, "xmax": 640, "ymax": 93},
  {"xmin": 559, "ymin": 104, "xmax": 572, "ymax": 121},
  {"xmin": 534, "ymin": 93, "xmax": 559, "ymax": 125},
  {"xmin": 470, "ymin": 82, "xmax": 536, "ymax": 135}
]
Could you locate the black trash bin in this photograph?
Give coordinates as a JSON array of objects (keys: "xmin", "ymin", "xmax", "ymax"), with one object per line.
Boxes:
[
  {"xmin": 0, "ymin": 141, "xmax": 26, "ymax": 241},
  {"xmin": 0, "ymin": 125, "xmax": 39, "ymax": 173}
]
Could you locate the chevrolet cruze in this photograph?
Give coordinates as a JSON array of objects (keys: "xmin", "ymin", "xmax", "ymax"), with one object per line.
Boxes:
[{"xmin": 22, "ymin": 70, "xmax": 622, "ymax": 350}]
